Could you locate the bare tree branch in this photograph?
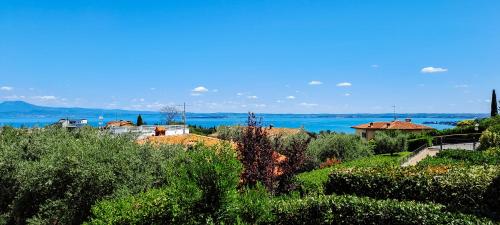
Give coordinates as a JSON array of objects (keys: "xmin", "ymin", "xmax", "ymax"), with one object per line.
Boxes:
[{"xmin": 160, "ymin": 106, "xmax": 179, "ymax": 125}]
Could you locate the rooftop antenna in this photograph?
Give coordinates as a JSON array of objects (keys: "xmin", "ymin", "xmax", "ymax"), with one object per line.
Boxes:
[
  {"xmin": 174, "ymin": 102, "xmax": 189, "ymax": 134},
  {"xmin": 392, "ymin": 105, "xmax": 397, "ymax": 121}
]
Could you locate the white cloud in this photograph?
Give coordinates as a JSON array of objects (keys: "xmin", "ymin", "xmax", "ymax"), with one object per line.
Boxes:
[
  {"xmin": 254, "ymin": 104, "xmax": 266, "ymax": 107},
  {"xmin": 308, "ymin": 80, "xmax": 323, "ymax": 85},
  {"xmin": 247, "ymin": 95, "xmax": 258, "ymax": 99},
  {"xmin": 33, "ymin": 96, "xmax": 57, "ymax": 100},
  {"xmin": 286, "ymin": 96, "xmax": 296, "ymax": 100},
  {"xmin": 421, "ymin": 67, "xmax": 448, "ymax": 73},
  {"xmin": 212, "ymin": 89, "xmax": 219, "ymax": 93},
  {"xmin": 344, "ymin": 93, "xmax": 351, "ymax": 96},
  {"xmin": 371, "ymin": 64, "xmax": 379, "ymax": 68},
  {"xmin": 192, "ymin": 86, "xmax": 209, "ymax": 93},
  {"xmin": 131, "ymin": 98, "xmax": 145, "ymax": 102},
  {"xmin": 150, "ymin": 87, "xmax": 156, "ymax": 91},
  {"xmin": 1, "ymin": 95, "xmax": 25, "ymax": 100},
  {"xmin": 299, "ymin": 102, "xmax": 318, "ymax": 107},
  {"xmin": 336, "ymin": 82, "xmax": 352, "ymax": 87},
  {"xmin": 191, "ymin": 86, "xmax": 209, "ymax": 96},
  {"xmin": 0, "ymin": 86, "xmax": 13, "ymax": 91},
  {"xmin": 237, "ymin": 93, "xmax": 244, "ymax": 96}
]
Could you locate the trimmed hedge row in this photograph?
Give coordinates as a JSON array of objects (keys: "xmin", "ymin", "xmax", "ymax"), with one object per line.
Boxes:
[
  {"xmin": 418, "ymin": 148, "xmax": 500, "ymax": 167},
  {"xmin": 87, "ymin": 189, "xmax": 495, "ymax": 225},
  {"xmin": 407, "ymin": 137, "xmax": 432, "ymax": 151},
  {"xmin": 325, "ymin": 165, "xmax": 499, "ymax": 218},
  {"xmin": 270, "ymin": 194, "xmax": 494, "ymax": 225}
]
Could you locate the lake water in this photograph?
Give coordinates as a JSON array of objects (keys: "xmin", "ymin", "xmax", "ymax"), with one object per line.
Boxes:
[{"xmin": 0, "ymin": 113, "xmax": 475, "ymax": 133}]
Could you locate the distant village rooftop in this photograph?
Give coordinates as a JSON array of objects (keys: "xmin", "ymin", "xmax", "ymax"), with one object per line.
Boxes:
[
  {"xmin": 351, "ymin": 119, "xmax": 434, "ymax": 140},
  {"xmin": 351, "ymin": 120, "xmax": 433, "ymax": 130}
]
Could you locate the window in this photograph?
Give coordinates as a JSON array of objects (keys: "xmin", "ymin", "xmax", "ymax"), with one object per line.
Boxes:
[{"xmin": 361, "ymin": 132, "xmax": 367, "ymax": 138}]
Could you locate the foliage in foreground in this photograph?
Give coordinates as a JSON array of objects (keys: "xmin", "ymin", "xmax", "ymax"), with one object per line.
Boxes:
[
  {"xmin": 88, "ymin": 143, "xmax": 242, "ymax": 225},
  {"xmin": 325, "ymin": 165, "xmax": 500, "ymax": 218},
  {"xmin": 295, "ymin": 152, "xmax": 411, "ymax": 195},
  {"xmin": 0, "ymin": 127, "xmax": 184, "ymax": 225},
  {"xmin": 87, "ymin": 190, "xmax": 494, "ymax": 225},
  {"xmin": 270, "ymin": 194, "xmax": 494, "ymax": 225}
]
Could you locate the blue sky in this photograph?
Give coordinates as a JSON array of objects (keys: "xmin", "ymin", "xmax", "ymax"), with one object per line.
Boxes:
[{"xmin": 0, "ymin": 0, "xmax": 499, "ymax": 113}]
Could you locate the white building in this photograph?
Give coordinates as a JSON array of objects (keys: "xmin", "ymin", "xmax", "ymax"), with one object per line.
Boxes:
[
  {"xmin": 109, "ymin": 125, "xmax": 189, "ymax": 140},
  {"xmin": 57, "ymin": 119, "xmax": 88, "ymax": 128}
]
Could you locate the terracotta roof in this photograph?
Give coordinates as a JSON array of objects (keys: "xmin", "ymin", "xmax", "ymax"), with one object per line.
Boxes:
[
  {"xmin": 105, "ymin": 120, "xmax": 134, "ymax": 127},
  {"xmin": 351, "ymin": 121, "xmax": 433, "ymax": 130},
  {"xmin": 139, "ymin": 134, "xmax": 231, "ymax": 147}
]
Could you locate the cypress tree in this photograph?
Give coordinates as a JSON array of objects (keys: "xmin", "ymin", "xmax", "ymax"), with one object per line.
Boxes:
[
  {"xmin": 492, "ymin": 89, "xmax": 498, "ymax": 117},
  {"xmin": 136, "ymin": 114, "xmax": 144, "ymax": 126}
]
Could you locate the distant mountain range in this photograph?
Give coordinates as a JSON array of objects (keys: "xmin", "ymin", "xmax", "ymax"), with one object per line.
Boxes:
[
  {"xmin": 0, "ymin": 101, "xmax": 155, "ymax": 118},
  {"xmin": 0, "ymin": 101, "xmax": 489, "ymax": 119}
]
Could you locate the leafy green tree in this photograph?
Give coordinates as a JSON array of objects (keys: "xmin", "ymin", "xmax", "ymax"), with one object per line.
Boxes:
[
  {"xmin": 136, "ymin": 114, "xmax": 144, "ymax": 126},
  {"xmin": 306, "ymin": 133, "xmax": 373, "ymax": 167},
  {"xmin": 0, "ymin": 127, "xmax": 183, "ymax": 224},
  {"xmin": 492, "ymin": 89, "xmax": 498, "ymax": 117},
  {"xmin": 372, "ymin": 131, "xmax": 409, "ymax": 155}
]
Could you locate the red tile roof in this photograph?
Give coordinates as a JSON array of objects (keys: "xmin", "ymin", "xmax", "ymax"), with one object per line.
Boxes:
[
  {"xmin": 105, "ymin": 120, "xmax": 134, "ymax": 128},
  {"xmin": 351, "ymin": 121, "xmax": 433, "ymax": 130}
]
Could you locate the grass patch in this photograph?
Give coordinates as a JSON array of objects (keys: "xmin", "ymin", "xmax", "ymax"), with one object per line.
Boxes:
[{"xmin": 295, "ymin": 152, "xmax": 411, "ymax": 195}]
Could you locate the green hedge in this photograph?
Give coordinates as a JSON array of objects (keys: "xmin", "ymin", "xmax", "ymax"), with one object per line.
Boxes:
[
  {"xmin": 325, "ymin": 165, "xmax": 499, "ymax": 218},
  {"xmin": 418, "ymin": 148, "xmax": 500, "ymax": 167},
  {"xmin": 269, "ymin": 194, "xmax": 494, "ymax": 225},
  {"xmin": 407, "ymin": 137, "xmax": 432, "ymax": 151},
  {"xmin": 295, "ymin": 152, "xmax": 411, "ymax": 195}
]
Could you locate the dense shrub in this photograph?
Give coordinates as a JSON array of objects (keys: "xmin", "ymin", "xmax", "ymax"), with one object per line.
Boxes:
[
  {"xmin": 325, "ymin": 165, "xmax": 499, "ymax": 217},
  {"xmin": 87, "ymin": 143, "xmax": 242, "ymax": 225},
  {"xmin": 480, "ymin": 124, "xmax": 500, "ymax": 150},
  {"xmin": 457, "ymin": 119, "xmax": 475, "ymax": 127},
  {"xmin": 407, "ymin": 137, "xmax": 432, "ymax": 151},
  {"xmin": 418, "ymin": 148, "xmax": 500, "ymax": 167},
  {"xmin": 294, "ymin": 152, "xmax": 411, "ymax": 196},
  {"xmin": 306, "ymin": 133, "xmax": 373, "ymax": 168},
  {"xmin": 232, "ymin": 184, "xmax": 275, "ymax": 224},
  {"xmin": 0, "ymin": 127, "xmax": 184, "ymax": 225},
  {"xmin": 372, "ymin": 131, "xmax": 408, "ymax": 154},
  {"xmin": 269, "ymin": 194, "xmax": 494, "ymax": 225},
  {"xmin": 216, "ymin": 125, "xmax": 244, "ymax": 141},
  {"xmin": 485, "ymin": 173, "xmax": 500, "ymax": 220},
  {"xmin": 272, "ymin": 133, "xmax": 310, "ymax": 193}
]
